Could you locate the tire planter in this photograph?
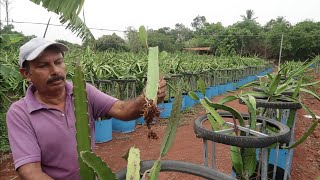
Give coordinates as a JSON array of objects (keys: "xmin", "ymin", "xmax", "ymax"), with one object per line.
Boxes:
[
  {"xmin": 194, "ymin": 112, "xmax": 290, "ymax": 148},
  {"xmin": 115, "ymin": 160, "xmax": 236, "ymax": 180},
  {"xmin": 112, "ymin": 118, "xmax": 136, "ymax": 133},
  {"xmin": 238, "ymin": 99, "xmax": 302, "ymax": 179},
  {"xmin": 194, "ymin": 112, "xmax": 291, "ymax": 179},
  {"xmin": 253, "ymin": 99, "xmax": 301, "ymax": 179},
  {"xmin": 95, "ymin": 119, "xmax": 112, "ymax": 143}
]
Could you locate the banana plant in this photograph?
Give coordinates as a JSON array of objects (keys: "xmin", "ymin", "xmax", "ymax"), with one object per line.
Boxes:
[{"xmin": 30, "ymin": 0, "xmax": 94, "ymax": 41}]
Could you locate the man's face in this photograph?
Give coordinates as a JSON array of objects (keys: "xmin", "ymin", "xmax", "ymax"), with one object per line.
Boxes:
[{"xmin": 21, "ymin": 48, "xmax": 67, "ymax": 94}]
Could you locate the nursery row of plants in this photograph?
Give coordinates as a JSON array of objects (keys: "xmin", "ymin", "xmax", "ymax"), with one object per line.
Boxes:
[
  {"xmin": 1, "ymin": 44, "xmax": 320, "ymax": 152},
  {"xmin": 102, "ymin": 55, "xmax": 320, "ymax": 179},
  {"xmin": 73, "ymin": 43, "xmax": 320, "ymax": 179}
]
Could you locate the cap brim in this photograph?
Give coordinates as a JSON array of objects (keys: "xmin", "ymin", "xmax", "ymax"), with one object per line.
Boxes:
[{"xmin": 26, "ymin": 42, "xmax": 69, "ymax": 61}]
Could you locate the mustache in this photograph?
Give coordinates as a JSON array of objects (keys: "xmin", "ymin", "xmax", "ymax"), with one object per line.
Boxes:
[{"xmin": 47, "ymin": 75, "xmax": 65, "ymax": 84}]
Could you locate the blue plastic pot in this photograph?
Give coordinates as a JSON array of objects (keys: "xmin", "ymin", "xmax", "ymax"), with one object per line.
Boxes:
[
  {"xmin": 184, "ymin": 94, "xmax": 195, "ymax": 108},
  {"xmin": 269, "ymin": 148, "xmax": 293, "ymax": 171},
  {"xmin": 217, "ymin": 85, "xmax": 226, "ymax": 95},
  {"xmin": 253, "ymin": 148, "xmax": 293, "ymax": 179},
  {"xmin": 210, "ymin": 86, "xmax": 219, "ymax": 96},
  {"xmin": 204, "ymin": 88, "xmax": 211, "ymax": 99},
  {"xmin": 136, "ymin": 116, "xmax": 145, "ymax": 125},
  {"xmin": 95, "ymin": 119, "xmax": 112, "ymax": 143},
  {"xmin": 112, "ymin": 118, "xmax": 136, "ymax": 133},
  {"xmin": 158, "ymin": 100, "xmax": 173, "ymax": 118},
  {"xmin": 226, "ymin": 83, "xmax": 233, "ymax": 91},
  {"xmin": 195, "ymin": 91, "xmax": 204, "ymax": 104}
]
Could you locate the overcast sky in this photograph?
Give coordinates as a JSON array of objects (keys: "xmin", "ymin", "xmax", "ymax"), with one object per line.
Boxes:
[{"xmin": 1, "ymin": 0, "xmax": 319, "ymax": 44}]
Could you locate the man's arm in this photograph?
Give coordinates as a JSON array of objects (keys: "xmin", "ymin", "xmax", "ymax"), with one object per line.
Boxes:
[
  {"xmin": 108, "ymin": 95, "xmax": 146, "ymax": 120},
  {"xmin": 107, "ymin": 78, "xmax": 167, "ymax": 120},
  {"xmin": 17, "ymin": 162, "xmax": 53, "ymax": 180}
]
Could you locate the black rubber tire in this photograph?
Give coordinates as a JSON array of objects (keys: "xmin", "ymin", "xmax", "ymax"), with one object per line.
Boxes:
[
  {"xmin": 255, "ymin": 99, "xmax": 302, "ymax": 110},
  {"xmin": 115, "ymin": 160, "xmax": 236, "ymax": 180},
  {"xmin": 194, "ymin": 112, "xmax": 290, "ymax": 148},
  {"xmin": 252, "ymin": 87, "xmax": 295, "ymax": 96},
  {"xmin": 239, "ymin": 98, "xmax": 302, "ymax": 110}
]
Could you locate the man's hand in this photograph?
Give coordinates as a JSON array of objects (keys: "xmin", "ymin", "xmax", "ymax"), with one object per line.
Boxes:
[{"xmin": 157, "ymin": 78, "xmax": 167, "ymax": 104}]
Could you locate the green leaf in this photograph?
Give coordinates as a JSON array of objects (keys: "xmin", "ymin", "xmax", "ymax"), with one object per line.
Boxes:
[
  {"xmin": 292, "ymin": 78, "xmax": 303, "ymax": 98},
  {"xmin": 148, "ymin": 160, "xmax": 161, "ymax": 180},
  {"xmin": 160, "ymin": 87, "xmax": 182, "ymax": 157},
  {"xmin": 138, "ymin": 25, "xmax": 148, "ymax": 48},
  {"xmin": 126, "ymin": 147, "xmax": 141, "ymax": 180},
  {"xmin": 198, "ymin": 78, "xmax": 206, "ymax": 96},
  {"xmin": 145, "ymin": 47, "xmax": 159, "ymax": 103},
  {"xmin": 0, "ymin": 65, "xmax": 21, "ymax": 79},
  {"xmin": 204, "ymin": 98, "xmax": 245, "ymax": 127},
  {"xmin": 286, "ymin": 104, "xmax": 318, "ymax": 148},
  {"xmin": 80, "ymin": 151, "xmax": 116, "ymax": 180},
  {"xmin": 159, "ymin": 51, "xmax": 168, "ymax": 60},
  {"xmin": 0, "ymin": 34, "xmax": 23, "ymax": 48},
  {"xmin": 286, "ymin": 109, "xmax": 296, "ymax": 128},
  {"xmin": 200, "ymin": 99, "xmax": 228, "ymax": 129},
  {"xmin": 73, "ymin": 61, "xmax": 95, "ymax": 180},
  {"xmin": 259, "ymin": 80, "xmax": 268, "ymax": 93},
  {"xmin": 300, "ymin": 88, "xmax": 320, "ymax": 101},
  {"xmin": 188, "ymin": 91, "xmax": 199, "ymax": 100},
  {"xmin": 230, "ymin": 146, "xmax": 243, "ymax": 176},
  {"xmin": 218, "ymin": 95, "xmax": 238, "ymax": 104},
  {"xmin": 207, "ymin": 114, "xmax": 221, "ymax": 131},
  {"xmin": 238, "ymin": 80, "xmax": 259, "ymax": 90},
  {"xmin": 300, "ymin": 80, "xmax": 320, "ymax": 87},
  {"xmin": 239, "ymin": 95, "xmax": 257, "ymax": 129},
  {"xmin": 242, "ymin": 148, "xmax": 256, "ymax": 177},
  {"xmin": 274, "ymin": 82, "xmax": 289, "ymax": 96},
  {"xmin": 241, "ymin": 91, "xmax": 268, "ymax": 99},
  {"xmin": 269, "ymin": 73, "xmax": 281, "ymax": 96}
]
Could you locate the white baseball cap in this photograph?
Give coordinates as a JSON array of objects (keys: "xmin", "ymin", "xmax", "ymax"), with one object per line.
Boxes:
[{"xmin": 19, "ymin": 37, "xmax": 69, "ymax": 67}]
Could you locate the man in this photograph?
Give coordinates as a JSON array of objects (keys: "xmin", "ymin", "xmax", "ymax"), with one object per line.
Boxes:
[{"xmin": 6, "ymin": 37, "xmax": 166, "ymax": 180}]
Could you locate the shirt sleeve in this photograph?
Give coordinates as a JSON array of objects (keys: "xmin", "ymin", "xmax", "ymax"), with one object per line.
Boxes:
[
  {"xmin": 86, "ymin": 82, "xmax": 118, "ymax": 120},
  {"xmin": 6, "ymin": 103, "xmax": 41, "ymax": 170}
]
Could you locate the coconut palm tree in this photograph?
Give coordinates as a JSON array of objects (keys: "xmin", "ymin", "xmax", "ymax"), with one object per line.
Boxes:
[{"xmin": 241, "ymin": 9, "xmax": 257, "ymax": 21}]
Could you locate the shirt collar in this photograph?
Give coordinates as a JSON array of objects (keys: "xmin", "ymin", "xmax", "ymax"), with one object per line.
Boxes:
[{"xmin": 24, "ymin": 81, "xmax": 73, "ymax": 113}]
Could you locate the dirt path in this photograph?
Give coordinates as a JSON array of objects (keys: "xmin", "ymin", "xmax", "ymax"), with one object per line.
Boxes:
[{"xmin": 1, "ymin": 86, "xmax": 319, "ymax": 180}]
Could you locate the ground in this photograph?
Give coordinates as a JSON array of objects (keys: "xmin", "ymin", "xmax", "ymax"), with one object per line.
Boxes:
[{"xmin": 1, "ymin": 76, "xmax": 320, "ymax": 180}]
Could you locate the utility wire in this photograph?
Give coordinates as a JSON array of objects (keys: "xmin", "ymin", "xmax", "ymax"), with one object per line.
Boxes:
[{"xmin": 1, "ymin": 19, "xmax": 128, "ymax": 32}]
